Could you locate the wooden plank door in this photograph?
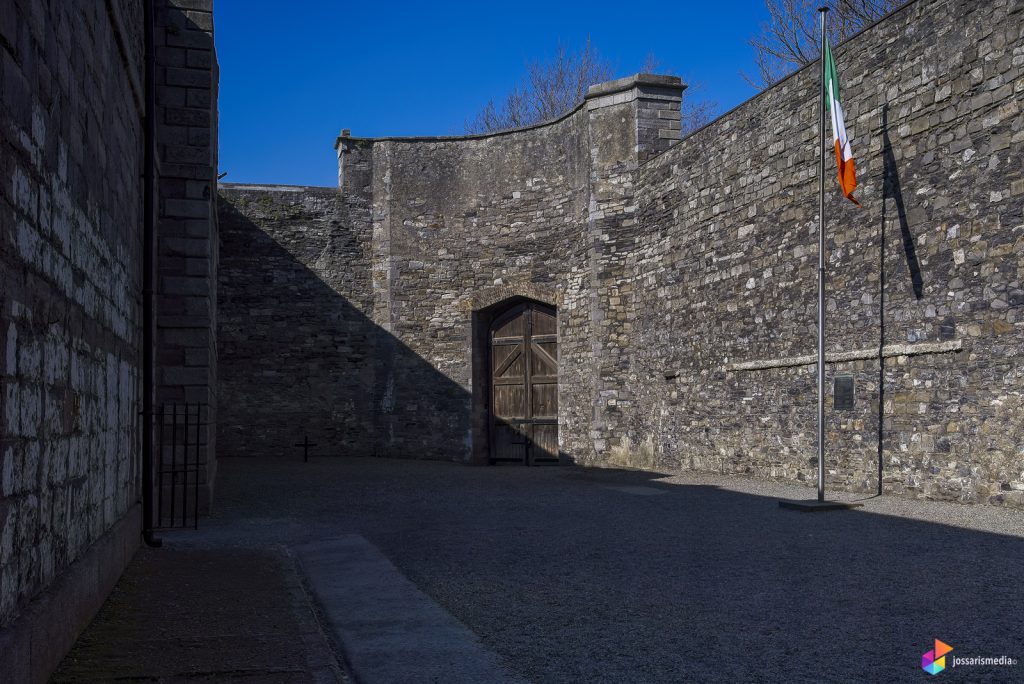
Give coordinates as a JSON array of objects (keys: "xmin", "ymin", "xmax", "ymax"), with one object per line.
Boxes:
[{"xmin": 490, "ymin": 302, "xmax": 559, "ymax": 465}]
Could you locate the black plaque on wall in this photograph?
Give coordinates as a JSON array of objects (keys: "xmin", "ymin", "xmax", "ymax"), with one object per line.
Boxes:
[{"xmin": 834, "ymin": 376, "xmax": 855, "ymax": 410}]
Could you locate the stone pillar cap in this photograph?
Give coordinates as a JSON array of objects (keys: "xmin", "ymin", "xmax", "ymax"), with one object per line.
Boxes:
[{"xmin": 585, "ymin": 73, "xmax": 685, "ymax": 99}]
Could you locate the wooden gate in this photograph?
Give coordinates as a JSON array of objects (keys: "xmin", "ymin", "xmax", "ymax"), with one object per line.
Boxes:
[{"xmin": 489, "ymin": 301, "xmax": 559, "ymax": 465}]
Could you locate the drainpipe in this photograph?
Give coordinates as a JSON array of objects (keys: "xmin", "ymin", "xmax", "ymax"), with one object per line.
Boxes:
[{"xmin": 142, "ymin": 0, "xmax": 162, "ymax": 547}]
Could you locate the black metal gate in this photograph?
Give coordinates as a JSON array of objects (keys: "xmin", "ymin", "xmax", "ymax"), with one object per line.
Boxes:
[{"xmin": 155, "ymin": 403, "xmax": 205, "ymax": 529}]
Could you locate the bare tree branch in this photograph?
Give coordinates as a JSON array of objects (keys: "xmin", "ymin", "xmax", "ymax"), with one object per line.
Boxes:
[
  {"xmin": 465, "ymin": 42, "xmax": 716, "ymax": 136},
  {"xmin": 745, "ymin": 0, "xmax": 902, "ymax": 89}
]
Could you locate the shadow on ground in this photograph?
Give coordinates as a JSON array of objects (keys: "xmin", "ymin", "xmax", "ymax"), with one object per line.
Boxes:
[{"xmin": 181, "ymin": 456, "xmax": 1024, "ymax": 683}]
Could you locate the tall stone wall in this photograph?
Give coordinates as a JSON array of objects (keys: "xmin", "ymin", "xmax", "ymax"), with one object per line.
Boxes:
[
  {"xmin": 1, "ymin": 0, "xmax": 220, "ymax": 678},
  {"xmin": 218, "ymin": 0, "xmax": 1022, "ymax": 507},
  {"xmin": 1, "ymin": 0, "xmax": 144, "ymax": 637},
  {"xmin": 218, "ymin": 76, "xmax": 687, "ymax": 462},
  {"xmin": 625, "ymin": 0, "xmax": 1024, "ymax": 504},
  {"xmin": 217, "ymin": 185, "xmax": 376, "ymax": 457},
  {"xmin": 361, "ymin": 110, "xmax": 592, "ymax": 460},
  {"xmin": 153, "ymin": 0, "xmax": 219, "ymax": 511},
  {"xmin": 218, "ymin": 107, "xmax": 595, "ymax": 460}
]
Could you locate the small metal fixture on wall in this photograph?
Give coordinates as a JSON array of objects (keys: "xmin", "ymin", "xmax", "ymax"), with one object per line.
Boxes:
[{"xmin": 834, "ymin": 376, "xmax": 855, "ymax": 410}]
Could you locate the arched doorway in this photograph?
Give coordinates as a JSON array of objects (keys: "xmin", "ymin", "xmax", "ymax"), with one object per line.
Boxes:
[{"xmin": 489, "ymin": 300, "xmax": 559, "ymax": 465}]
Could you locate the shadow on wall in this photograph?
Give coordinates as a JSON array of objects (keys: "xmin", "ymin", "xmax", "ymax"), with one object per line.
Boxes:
[
  {"xmin": 217, "ymin": 196, "xmax": 466, "ymax": 459},
  {"xmin": 217, "ymin": 195, "xmax": 562, "ymax": 465},
  {"xmin": 881, "ymin": 104, "xmax": 925, "ymax": 301},
  {"xmin": 874, "ymin": 104, "xmax": 929, "ymax": 495}
]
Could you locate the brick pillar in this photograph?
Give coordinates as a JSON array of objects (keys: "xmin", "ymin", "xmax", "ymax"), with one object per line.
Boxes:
[{"xmin": 154, "ymin": 0, "xmax": 218, "ymax": 513}]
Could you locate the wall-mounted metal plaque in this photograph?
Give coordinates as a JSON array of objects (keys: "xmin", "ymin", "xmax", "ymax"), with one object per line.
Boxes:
[{"xmin": 834, "ymin": 376, "xmax": 855, "ymax": 410}]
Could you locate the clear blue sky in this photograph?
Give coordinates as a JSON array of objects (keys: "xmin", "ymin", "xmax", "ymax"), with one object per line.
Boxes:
[{"xmin": 215, "ymin": 0, "xmax": 771, "ymax": 187}]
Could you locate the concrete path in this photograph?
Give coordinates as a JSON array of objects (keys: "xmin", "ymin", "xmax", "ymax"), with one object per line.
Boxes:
[{"xmin": 296, "ymin": 535, "xmax": 526, "ymax": 684}]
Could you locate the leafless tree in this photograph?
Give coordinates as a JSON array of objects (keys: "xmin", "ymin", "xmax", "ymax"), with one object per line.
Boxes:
[
  {"xmin": 465, "ymin": 38, "xmax": 613, "ymax": 134},
  {"xmin": 466, "ymin": 42, "xmax": 717, "ymax": 135},
  {"xmin": 745, "ymin": 0, "xmax": 902, "ymax": 88}
]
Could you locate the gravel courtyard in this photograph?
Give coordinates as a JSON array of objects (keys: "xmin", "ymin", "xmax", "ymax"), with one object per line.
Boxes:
[{"xmin": 172, "ymin": 457, "xmax": 1022, "ymax": 683}]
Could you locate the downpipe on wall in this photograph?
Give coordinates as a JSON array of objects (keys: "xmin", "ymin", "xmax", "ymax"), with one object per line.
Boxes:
[{"xmin": 142, "ymin": 0, "xmax": 161, "ymax": 548}]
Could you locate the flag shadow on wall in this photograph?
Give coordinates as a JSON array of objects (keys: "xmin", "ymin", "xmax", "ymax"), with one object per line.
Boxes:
[{"xmin": 874, "ymin": 104, "xmax": 928, "ymax": 495}]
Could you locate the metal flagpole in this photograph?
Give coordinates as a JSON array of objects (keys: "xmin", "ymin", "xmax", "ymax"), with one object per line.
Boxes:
[
  {"xmin": 817, "ymin": 6, "xmax": 828, "ymax": 502},
  {"xmin": 778, "ymin": 7, "xmax": 862, "ymax": 512}
]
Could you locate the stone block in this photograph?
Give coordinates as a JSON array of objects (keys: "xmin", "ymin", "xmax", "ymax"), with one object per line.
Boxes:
[
  {"xmin": 164, "ymin": 26, "xmax": 212, "ymax": 49},
  {"xmin": 185, "ymin": 257, "xmax": 210, "ymax": 276},
  {"xmin": 161, "ymin": 276, "xmax": 210, "ymax": 296},
  {"xmin": 164, "ymin": 106, "xmax": 210, "ymax": 127},
  {"xmin": 186, "ymin": 49, "xmax": 212, "ymax": 69},
  {"xmin": 161, "ymin": 366, "xmax": 210, "ymax": 386},
  {"xmin": 157, "ymin": 86, "xmax": 187, "ymax": 107},
  {"xmin": 186, "ymin": 88, "xmax": 211, "ymax": 109},
  {"xmin": 163, "ymin": 143, "xmax": 211, "ymax": 165},
  {"xmin": 161, "ymin": 237, "xmax": 210, "ymax": 257},
  {"xmin": 164, "ymin": 198, "xmax": 209, "ymax": 219},
  {"xmin": 164, "ymin": 66, "xmax": 211, "ymax": 89},
  {"xmin": 183, "ymin": 10, "xmax": 214, "ymax": 32},
  {"xmin": 156, "ymin": 46, "xmax": 187, "ymax": 68}
]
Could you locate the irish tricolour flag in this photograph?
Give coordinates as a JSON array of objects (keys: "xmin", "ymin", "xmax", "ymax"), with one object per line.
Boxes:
[{"xmin": 823, "ymin": 36, "xmax": 858, "ymax": 205}]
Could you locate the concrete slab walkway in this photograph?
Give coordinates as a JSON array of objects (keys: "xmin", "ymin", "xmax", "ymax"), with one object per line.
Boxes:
[{"xmin": 296, "ymin": 535, "xmax": 526, "ymax": 684}]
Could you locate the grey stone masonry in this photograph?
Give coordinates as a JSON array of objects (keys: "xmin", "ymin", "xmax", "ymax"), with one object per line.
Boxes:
[
  {"xmin": 2, "ymin": 1, "xmax": 220, "ymax": 679},
  {"xmin": 1, "ymin": 0, "xmax": 144, "ymax": 645},
  {"xmin": 585, "ymin": 73, "xmax": 686, "ymax": 163},
  {"xmin": 219, "ymin": 76, "xmax": 685, "ymax": 464},
  {"xmin": 154, "ymin": 0, "xmax": 219, "ymax": 513},
  {"xmin": 627, "ymin": 0, "xmax": 1024, "ymax": 504},
  {"xmin": 219, "ymin": 0, "xmax": 1023, "ymax": 509},
  {"xmin": 217, "ymin": 184, "xmax": 376, "ymax": 459}
]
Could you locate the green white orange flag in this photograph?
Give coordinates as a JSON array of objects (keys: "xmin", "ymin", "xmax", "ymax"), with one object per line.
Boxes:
[{"xmin": 823, "ymin": 36, "xmax": 858, "ymax": 205}]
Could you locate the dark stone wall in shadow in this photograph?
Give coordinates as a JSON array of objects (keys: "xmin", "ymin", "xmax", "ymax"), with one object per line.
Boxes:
[{"xmin": 217, "ymin": 186, "xmax": 469, "ymax": 459}]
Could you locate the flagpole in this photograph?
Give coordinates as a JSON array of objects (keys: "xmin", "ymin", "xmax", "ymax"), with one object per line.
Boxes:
[
  {"xmin": 817, "ymin": 6, "xmax": 828, "ymax": 502},
  {"xmin": 779, "ymin": 7, "xmax": 863, "ymax": 511}
]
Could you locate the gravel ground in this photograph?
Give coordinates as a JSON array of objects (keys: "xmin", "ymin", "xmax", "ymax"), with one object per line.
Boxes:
[{"xmin": 167, "ymin": 457, "xmax": 1024, "ymax": 683}]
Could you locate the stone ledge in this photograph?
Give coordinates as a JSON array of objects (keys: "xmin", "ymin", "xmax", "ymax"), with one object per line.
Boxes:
[
  {"xmin": 664, "ymin": 340, "xmax": 964, "ymax": 378},
  {"xmin": 725, "ymin": 339, "xmax": 963, "ymax": 372},
  {"xmin": 219, "ymin": 183, "xmax": 338, "ymax": 193}
]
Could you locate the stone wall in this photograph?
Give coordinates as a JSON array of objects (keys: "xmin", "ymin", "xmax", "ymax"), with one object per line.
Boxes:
[
  {"xmin": 218, "ymin": 76, "xmax": 686, "ymax": 462},
  {"xmin": 625, "ymin": 0, "xmax": 1024, "ymax": 504},
  {"xmin": 218, "ymin": 107, "xmax": 593, "ymax": 459},
  {"xmin": 217, "ymin": 185, "xmax": 376, "ymax": 457},
  {"xmin": 219, "ymin": 0, "xmax": 1022, "ymax": 506},
  {"xmin": 361, "ymin": 110, "xmax": 592, "ymax": 460},
  {"xmin": 1, "ymin": 0, "xmax": 220, "ymax": 677},
  {"xmin": 1, "ymin": 0, "xmax": 144, "ymax": 631},
  {"xmin": 154, "ymin": 0, "xmax": 219, "ymax": 512}
]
